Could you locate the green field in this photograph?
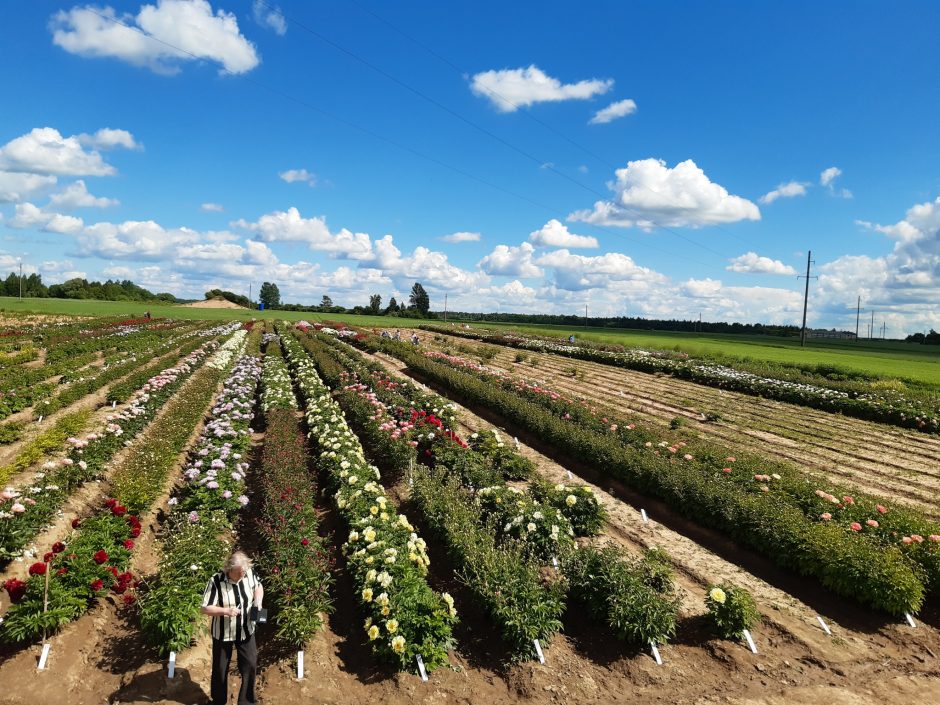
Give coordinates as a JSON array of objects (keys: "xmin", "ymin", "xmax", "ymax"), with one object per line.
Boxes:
[{"xmin": 2, "ymin": 296, "xmax": 937, "ymax": 387}]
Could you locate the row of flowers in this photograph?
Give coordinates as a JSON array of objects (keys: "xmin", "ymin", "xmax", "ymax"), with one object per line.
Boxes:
[
  {"xmin": 413, "ymin": 343, "xmax": 940, "ymax": 597},
  {"xmin": 420, "ymin": 325, "xmax": 940, "ymax": 435},
  {"xmin": 280, "ymin": 331, "xmax": 457, "ymax": 672},
  {"xmin": 303, "ymin": 332, "xmax": 681, "ymax": 653},
  {"xmin": 0, "ymin": 338, "xmax": 224, "ymax": 563},
  {"xmin": 255, "ymin": 345, "xmax": 334, "ymax": 647},
  {"xmin": 365, "ymin": 334, "xmax": 930, "ymax": 616},
  {"xmin": 1, "ymin": 333, "xmax": 239, "ymax": 644},
  {"xmin": 139, "ymin": 342, "xmax": 260, "ymax": 655}
]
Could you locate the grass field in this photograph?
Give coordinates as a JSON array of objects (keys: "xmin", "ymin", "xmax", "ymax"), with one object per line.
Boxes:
[{"xmin": 2, "ymin": 296, "xmax": 937, "ymax": 386}]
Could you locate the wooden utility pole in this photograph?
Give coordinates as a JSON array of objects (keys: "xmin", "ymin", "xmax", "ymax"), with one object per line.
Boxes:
[
  {"xmin": 855, "ymin": 296, "xmax": 862, "ymax": 342},
  {"xmin": 19, "ymin": 263, "xmax": 23, "ymax": 299},
  {"xmin": 870, "ymin": 311, "xmax": 874, "ymax": 341},
  {"xmin": 799, "ymin": 250, "xmax": 814, "ymax": 347},
  {"xmin": 444, "ymin": 293, "xmax": 448, "ymax": 323}
]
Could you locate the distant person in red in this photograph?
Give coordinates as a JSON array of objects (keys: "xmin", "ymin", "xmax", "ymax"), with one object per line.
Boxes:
[{"xmin": 201, "ymin": 551, "xmax": 264, "ymax": 705}]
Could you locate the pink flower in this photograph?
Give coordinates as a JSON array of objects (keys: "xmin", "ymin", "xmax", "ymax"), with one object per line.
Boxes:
[
  {"xmin": 902, "ymin": 537, "xmax": 913, "ymax": 544},
  {"xmin": 876, "ymin": 505, "xmax": 888, "ymax": 514},
  {"xmin": 843, "ymin": 496, "xmax": 854, "ymax": 505},
  {"xmin": 725, "ymin": 457, "xmax": 736, "ymax": 462},
  {"xmin": 820, "ymin": 513, "xmax": 832, "ymax": 521},
  {"xmin": 866, "ymin": 520, "xmax": 879, "ymax": 528},
  {"xmin": 10, "ymin": 503, "xmax": 25, "ymax": 513},
  {"xmin": 722, "ymin": 468, "xmax": 732, "ymax": 474},
  {"xmin": 683, "ymin": 454, "xmax": 694, "ymax": 461},
  {"xmin": 850, "ymin": 522, "xmax": 862, "ymax": 531},
  {"xmin": 911, "ymin": 534, "xmax": 924, "ymax": 543},
  {"xmin": 929, "ymin": 535, "xmax": 940, "ymax": 542}
]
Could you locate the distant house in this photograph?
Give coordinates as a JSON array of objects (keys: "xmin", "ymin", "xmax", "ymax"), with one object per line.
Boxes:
[{"xmin": 807, "ymin": 328, "xmax": 857, "ymax": 340}]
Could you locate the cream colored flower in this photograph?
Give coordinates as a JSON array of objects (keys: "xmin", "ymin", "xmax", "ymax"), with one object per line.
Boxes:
[
  {"xmin": 391, "ymin": 635, "xmax": 405, "ymax": 653},
  {"xmin": 368, "ymin": 625, "xmax": 380, "ymax": 640},
  {"xmin": 362, "ymin": 588, "xmax": 373, "ymax": 602},
  {"xmin": 386, "ymin": 619, "xmax": 399, "ymax": 633},
  {"xmin": 565, "ymin": 494, "xmax": 577, "ymax": 506},
  {"xmin": 709, "ymin": 587, "xmax": 727, "ymax": 604}
]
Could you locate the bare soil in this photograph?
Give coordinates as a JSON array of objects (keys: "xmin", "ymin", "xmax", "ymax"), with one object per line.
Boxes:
[{"xmin": 179, "ymin": 297, "xmax": 247, "ymax": 310}]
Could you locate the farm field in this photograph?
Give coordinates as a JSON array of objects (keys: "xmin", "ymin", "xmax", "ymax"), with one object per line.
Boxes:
[{"xmin": 0, "ymin": 314, "xmax": 936, "ymax": 705}]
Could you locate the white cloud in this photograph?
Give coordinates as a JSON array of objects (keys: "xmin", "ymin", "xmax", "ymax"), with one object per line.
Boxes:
[
  {"xmin": 78, "ymin": 219, "xmax": 203, "ymax": 259},
  {"xmin": 9, "ymin": 202, "xmax": 85, "ymax": 234},
  {"xmin": 50, "ymin": 1, "xmax": 260, "ymax": 75},
  {"xmin": 528, "ymin": 219, "xmax": 598, "ymax": 249},
  {"xmin": 759, "ymin": 181, "xmax": 809, "ymax": 204},
  {"xmin": 77, "ymin": 128, "xmax": 140, "ymax": 150},
  {"xmin": 0, "ymin": 171, "xmax": 57, "ymax": 203},
  {"xmin": 569, "ymin": 158, "xmax": 760, "ymax": 230},
  {"xmin": 535, "ymin": 249, "xmax": 665, "ymax": 291},
  {"xmin": 49, "ymin": 180, "xmax": 119, "ymax": 210},
  {"xmin": 727, "ymin": 252, "xmax": 797, "ymax": 275},
  {"xmin": 201, "ymin": 202, "xmax": 224, "ymax": 212},
  {"xmin": 478, "ymin": 242, "xmax": 542, "ymax": 278},
  {"xmin": 235, "ymin": 207, "xmax": 373, "ymax": 259},
  {"xmin": 252, "ymin": 0, "xmax": 286, "ymax": 35},
  {"xmin": 820, "ymin": 166, "xmax": 852, "ymax": 199},
  {"xmin": 680, "ymin": 277, "xmax": 724, "ymax": 298},
  {"xmin": 440, "ymin": 231, "xmax": 481, "ymax": 243},
  {"xmin": 0, "ymin": 127, "xmax": 116, "ymax": 176},
  {"xmin": 470, "ymin": 65, "xmax": 612, "ymax": 112},
  {"xmin": 589, "ymin": 98, "xmax": 637, "ymax": 125},
  {"xmin": 368, "ymin": 235, "xmax": 488, "ymax": 292},
  {"xmin": 278, "ymin": 168, "xmax": 317, "ymax": 186}
]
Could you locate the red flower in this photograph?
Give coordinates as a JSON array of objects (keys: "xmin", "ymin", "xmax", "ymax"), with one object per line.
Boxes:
[
  {"xmin": 105, "ymin": 498, "xmax": 117, "ymax": 508},
  {"xmin": 93, "ymin": 550, "xmax": 109, "ymax": 564},
  {"xmin": 301, "ymin": 538, "xmax": 310, "ymax": 546},
  {"xmin": 130, "ymin": 527, "xmax": 141, "ymax": 538},
  {"xmin": 52, "ymin": 541, "xmax": 66, "ymax": 554},
  {"xmin": 90, "ymin": 579, "xmax": 104, "ymax": 591},
  {"xmin": 108, "ymin": 566, "xmax": 119, "ymax": 577},
  {"xmin": 721, "ymin": 468, "xmax": 732, "ymax": 474},
  {"xmin": 3, "ymin": 578, "xmax": 27, "ymax": 603},
  {"xmin": 29, "ymin": 562, "xmax": 47, "ymax": 576},
  {"xmin": 126, "ymin": 515, "xmax": 141, "ymax": 528},
  {"xmin": 71, "ymin": 518, "xmax": 82, "ymax": 529},
  {"xmin": 56, "ymin": 568, "xmax": 68, "ymax": 576},
  {"xmin": 112, "ymin": 581, "xmax": 128, "ymax": 594},
  {"xmin": 123, "ymin": 539, "xmax": 135, "ymax": 550},
  {"xmin": 122, "ymin": 593, "xmax": 137, "ymax": 606},
  {"xmin": 111, "ymin": 505, "xmax": 127, "ymax": 517},
  {"xmin": 43, "ymin": 552, "xmax": 55, "ymax": 563}
]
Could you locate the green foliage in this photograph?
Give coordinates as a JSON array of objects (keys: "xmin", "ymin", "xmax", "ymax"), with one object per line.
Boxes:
[
  {"xmin": 0, "ymin": 409, "xmax": 90, "ymax": 486},
  {"xmin": 409, "ymin": 282, "xmax": 430, "ymax": 315},
  {"xmin": 529, "ymin": 480, "xmax": 607, "ymax": 536},
  {"xmin": 0, "ymin": 421, "xmax": 24, "ymax": 445},
  {"xmin": 476, "ymin": 485, "xmax": 575, "ymax": 561},
  {"xmin": 704, "ymin": 583, "xmax": 760, "ymax": 639},
  {"xmin": 259, "ymin": 282, "xmax": 280, "ymax": 309}
]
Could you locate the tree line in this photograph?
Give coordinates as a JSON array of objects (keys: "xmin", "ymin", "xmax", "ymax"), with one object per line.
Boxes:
[{"xmin": 0, "ymin": 272, "xmax": 178, "ymax": 302}]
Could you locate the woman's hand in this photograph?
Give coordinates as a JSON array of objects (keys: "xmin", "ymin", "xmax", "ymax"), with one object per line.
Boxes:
[{"xmin": 227, "ymin": 606, "xmax": 239, "ymax": 618}]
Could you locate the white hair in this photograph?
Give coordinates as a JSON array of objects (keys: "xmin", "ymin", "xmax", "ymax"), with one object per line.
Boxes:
[{"xmin": 224, "ymin": 551, "xmax": 252, "ymax": 573}]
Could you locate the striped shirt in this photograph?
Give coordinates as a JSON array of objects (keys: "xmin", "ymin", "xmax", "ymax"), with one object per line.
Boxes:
[{"xmin": 202, "ymin": 569, "xmax": 262, "ymax": 642}]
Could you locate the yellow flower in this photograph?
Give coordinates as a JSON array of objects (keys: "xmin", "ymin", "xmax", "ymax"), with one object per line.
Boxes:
[
  {"xmin": 709, "ymin": 587, "xmax": 727, "ymax": 604},
  {"xmin": 386, "ymin": 619, "xmax": 399, "ymax": 633},
  {"xmin": 565, "ymin": 494, "xmax": 577, "ymax": 506},
  {"xmin": 370, "ymin": 506, "xmax": 379, "ymax": 515},
  {"xmin": 381, "ymin": 606, "xmax": 390, "ymax": 616},
  {"xmin": 367, "ymin": 625, "xmax": 380, "ymax": 640},
  {"xmin": 362, "ymin": 588, "xmax": 373, "ymax": 602},
  {"xmin": 391, "ymin": 635, "xmax": 405, "ymax": 653}
]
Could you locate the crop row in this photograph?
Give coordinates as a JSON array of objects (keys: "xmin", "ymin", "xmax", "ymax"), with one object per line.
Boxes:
[
  {"xmin": 360, "ymin": 334, "xmax": 934, "ymax": 616},
  {"xmin": 421, "ymin": 325, "xmax": 940, "ymax": 435}
]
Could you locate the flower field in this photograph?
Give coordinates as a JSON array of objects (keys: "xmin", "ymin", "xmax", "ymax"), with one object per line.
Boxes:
[{"xmin": 0, "ymin": 313, "xmax": 937, "ymax": 705}]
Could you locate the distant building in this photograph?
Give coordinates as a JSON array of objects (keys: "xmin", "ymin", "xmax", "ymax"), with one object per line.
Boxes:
[{"xmin": 806, "ymin": 328, "xmax": 857, "ymax": 340}]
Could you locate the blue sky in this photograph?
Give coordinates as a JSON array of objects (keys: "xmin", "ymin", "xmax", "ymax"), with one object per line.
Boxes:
[{"xmin": 1, "ymin": 1, "xmax": 939, "ymax": 335}]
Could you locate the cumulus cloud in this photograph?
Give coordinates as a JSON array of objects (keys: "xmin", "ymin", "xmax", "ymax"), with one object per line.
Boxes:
[
  {"xmin": 278, "ymin": 168, "xmax": 316, "ymax": 186},
  {"xmin": 478, "ymin": 242, "xmax": 542, "ymax": 278},
  {"xmin": 77, "ymin": 128, "xmax": 141, "ymax": 150},
  {"xmin": 440, "ymin": 231, "xmax": 481, "ymax": 243},
  {"xmin": 588, "ymin": 98, "xmax": 637, "ymax": 125},
  {"xmin": 49, "ymin": 180, "xmax": 119, "ymax": 210},
  {"xmin": 569, "ymin": 158, "xmax": 760, "ymax": 230},
  {"xmin": 252, "ymin": 0, "xmax": 286, "ymax": 35},
  {"xmin": 0, "ymin": 171, "xmax": 57, "ymax": 203},
  {"xmin": 201, "ymin": 202, "xmax": 224, "ymax": 212},
  {"xmin": 0, "ymin": 127, "xmax": 118, "ymax": 176},
  {"xmin": 726, "ymin": 252, "xmax": 797, "ymax": 275},
  {"xmin": 528, "ymin": 219, "xmax": 598, "ymax": 249},
  {"xmin": 9, "ymin": 202, "xmax": 85, "ymax": 234},
  {"xmin": 50, "ymin": 1, "xmax": 260, "ymax": 75},
  {"xmin": 470, "ymin": 65, "xmax": 612, "ymax": 112},
  {"xmin": 820, "ymin": 166, "xmax": 852, "ymax": 199},
  {"xmin": 234, "ymin": 207, "xmax": 373, "ymax": 259},
  {"xmin": 368, "ymin": 235, "xmax": 489, "ymax": 291},
  {"xmin": 534, "ymin": 249, "xmax": 666, "ymax": 291},
  {"xmin": 759, "ymin": 181, "xmax": 809, "ymax": 204}
]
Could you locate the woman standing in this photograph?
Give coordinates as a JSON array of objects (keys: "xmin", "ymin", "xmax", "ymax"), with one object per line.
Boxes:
[{"xmin": 201, "ymin": 551, "xmax": 264, "ymax": 705}]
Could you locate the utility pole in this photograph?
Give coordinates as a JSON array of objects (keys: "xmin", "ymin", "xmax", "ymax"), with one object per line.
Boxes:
[
  {"xmin": 248, "ymin": 282, "xmax": 252, "ymax": 310},
  {"xmin": 18, "ymin": 263, "xmax": 23, "ymax": 299},
  {"xmin": 798, "ymin": 250, "xmax": 815, "ymax": 347},
  {"xmin": 870, "ymin": 311, "xmax": 874, "ymax": 341},
  {"xmin": 585, "ymin": 304, "xmax": 588, "ymax": 324},
  {"xmin": 444, "ymin": 293, "xmax": 447, "ymax": 323},
  {"xmin": 855, "ymin": 296, "xmax": 863, "ymax": 342}
]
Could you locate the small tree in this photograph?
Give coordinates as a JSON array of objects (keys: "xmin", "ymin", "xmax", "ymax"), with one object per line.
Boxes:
[
  {"xmin": 368, "ymin": 293, "xmax": 382, "ymax": 315},
  {"xmin": 409, "ymin": 282, "xmax": 430, "ymax": 315},
  {"xmin": 320, "ymin": 294, "xmax": 333, "ymax": 310},
  {"xmin": 259, "ymin": 281, "xmax": 280, "ymax": 309}
]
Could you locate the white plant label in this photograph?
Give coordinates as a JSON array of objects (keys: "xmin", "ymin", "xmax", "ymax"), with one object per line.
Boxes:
[
  {"xmin": 38, "ymin": 415, "xmax": 43, "ymax": 424},
  {"xmin": 905, "ymin": 612, "xmax": 917, "ymax": 628},
  {"xmin": 566, "ymin": 470, "xmax": 573, "ymax": 481},
  {"xmin": 649, "ymin": 641, "xmax": 662, "ymax": 665},
  {"xmin": 167, "ymin": 650, "xmax": 176, "ymax": 678},
  {"xmin": 816, "ymin": 616, "xmax": 832, "ymax": 635},
  {"xmin": 640, "ymin": 509, "xmax": 648, "ymax": 523},
  {"xmin": 415, "ymin": 654, "xmax": 428, "ymax": 682},
  {"xmin": 551, "ymin": 556, "xmax": 559, "ymax": 569},
  {"xmin": 297, "ymin": 650, "xmax": 304, "ymax": 679},
  {"xmin": 514, "ymin": 436, "xmax": 520, "ymax": 449},
  {"xmin": 112, "ymin": 400, "xmax": 116, "ymax": 408},
  {"xmin": 533, "ymin": 639, "xmax": 545, "ymax": 664},
  {"xmin": 37, "ymin": 643, "xmax": 51, "ymax": 670},
  {"xmin": 742, "ymin": 629, "xmax": 758, "ymax": 654}
]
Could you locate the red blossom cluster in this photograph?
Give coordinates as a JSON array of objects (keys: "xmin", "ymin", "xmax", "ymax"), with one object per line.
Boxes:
[{"xmin": 3, "ymin": 577, "xmax": 27, "ymax": 603}]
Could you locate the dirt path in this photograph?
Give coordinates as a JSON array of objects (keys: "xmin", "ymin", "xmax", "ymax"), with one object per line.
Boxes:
[{"xmin": 421, "ymin": 333, "xmax": 940, "ymax": 515}]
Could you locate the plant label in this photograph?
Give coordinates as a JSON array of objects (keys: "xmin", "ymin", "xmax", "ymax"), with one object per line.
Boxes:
[
  {"xmin": 514, "ymin": 436, "xmax": 520, "ymax": 449},
  {"xmin": 640, "ymin": 509, "xmax": 648, "ymax": 523},
  {"xmin": 551, "ymin": 556, "xmax": 559, "ymax": 569},
  {"xmin": 37, "ymin": 643, "xmax": 51, "ymax": 670},
  {"xmin": 533, "ymin": 639, "xmax": 545, "ymax": 664},
  {"xmin": 620, "ymin": 390, "xmax": 624, "ymax": 397},
  {"xmin": 742, "ymin": 629, "xmax": 758, "ymax": 654},
  {"xmin": 297, "ymin": 650, "xmax": 304, "ymax": 679},
  {"xmin": 816, "ymin": 616, "xmax": 832, "ymax": 635},
  {"xmin": 905, "ymin": 612, "xmax": 917, "ymax": 628},
  {"xmin": 566, "ymin": 470, "xmax": 573, "ymax": 480},
  {"xmin": 167, "ymin": 650, "xmax": 176, "ymax": 678},
  {"xmin": 38, "ymin": 415, "xmax": 43, "ymax": 424},
  {"xmin": 416, "ymin": 654, "xmax": 428, "ymax": 682},
  {"xmin": 649, "ymin": 641, "xmax": 662, "ymax": 665},
  {"xmin": 112, "ymin": 401, "xmax": 116, "ymax": 408}
]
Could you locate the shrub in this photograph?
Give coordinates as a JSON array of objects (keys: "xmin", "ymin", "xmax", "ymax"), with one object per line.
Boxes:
[{"xmin": 704, "ymin": 583, "xmax": 760, "ymax": 639}]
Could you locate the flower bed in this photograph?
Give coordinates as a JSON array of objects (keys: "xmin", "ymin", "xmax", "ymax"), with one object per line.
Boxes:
[{"xmin": 281, "ymin": 333, "xmax": 456, "ymax": 672}]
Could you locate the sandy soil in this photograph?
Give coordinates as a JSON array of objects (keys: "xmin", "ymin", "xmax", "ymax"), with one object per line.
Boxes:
[{"xmin": 179, "ymin": 297, "xmax": 247, "ymax": 310}]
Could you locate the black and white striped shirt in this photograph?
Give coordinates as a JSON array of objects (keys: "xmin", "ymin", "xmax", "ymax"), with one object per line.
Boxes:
[{"xmin": 202, "ymin": 569, "xmax": 262, "ymax": 642}]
